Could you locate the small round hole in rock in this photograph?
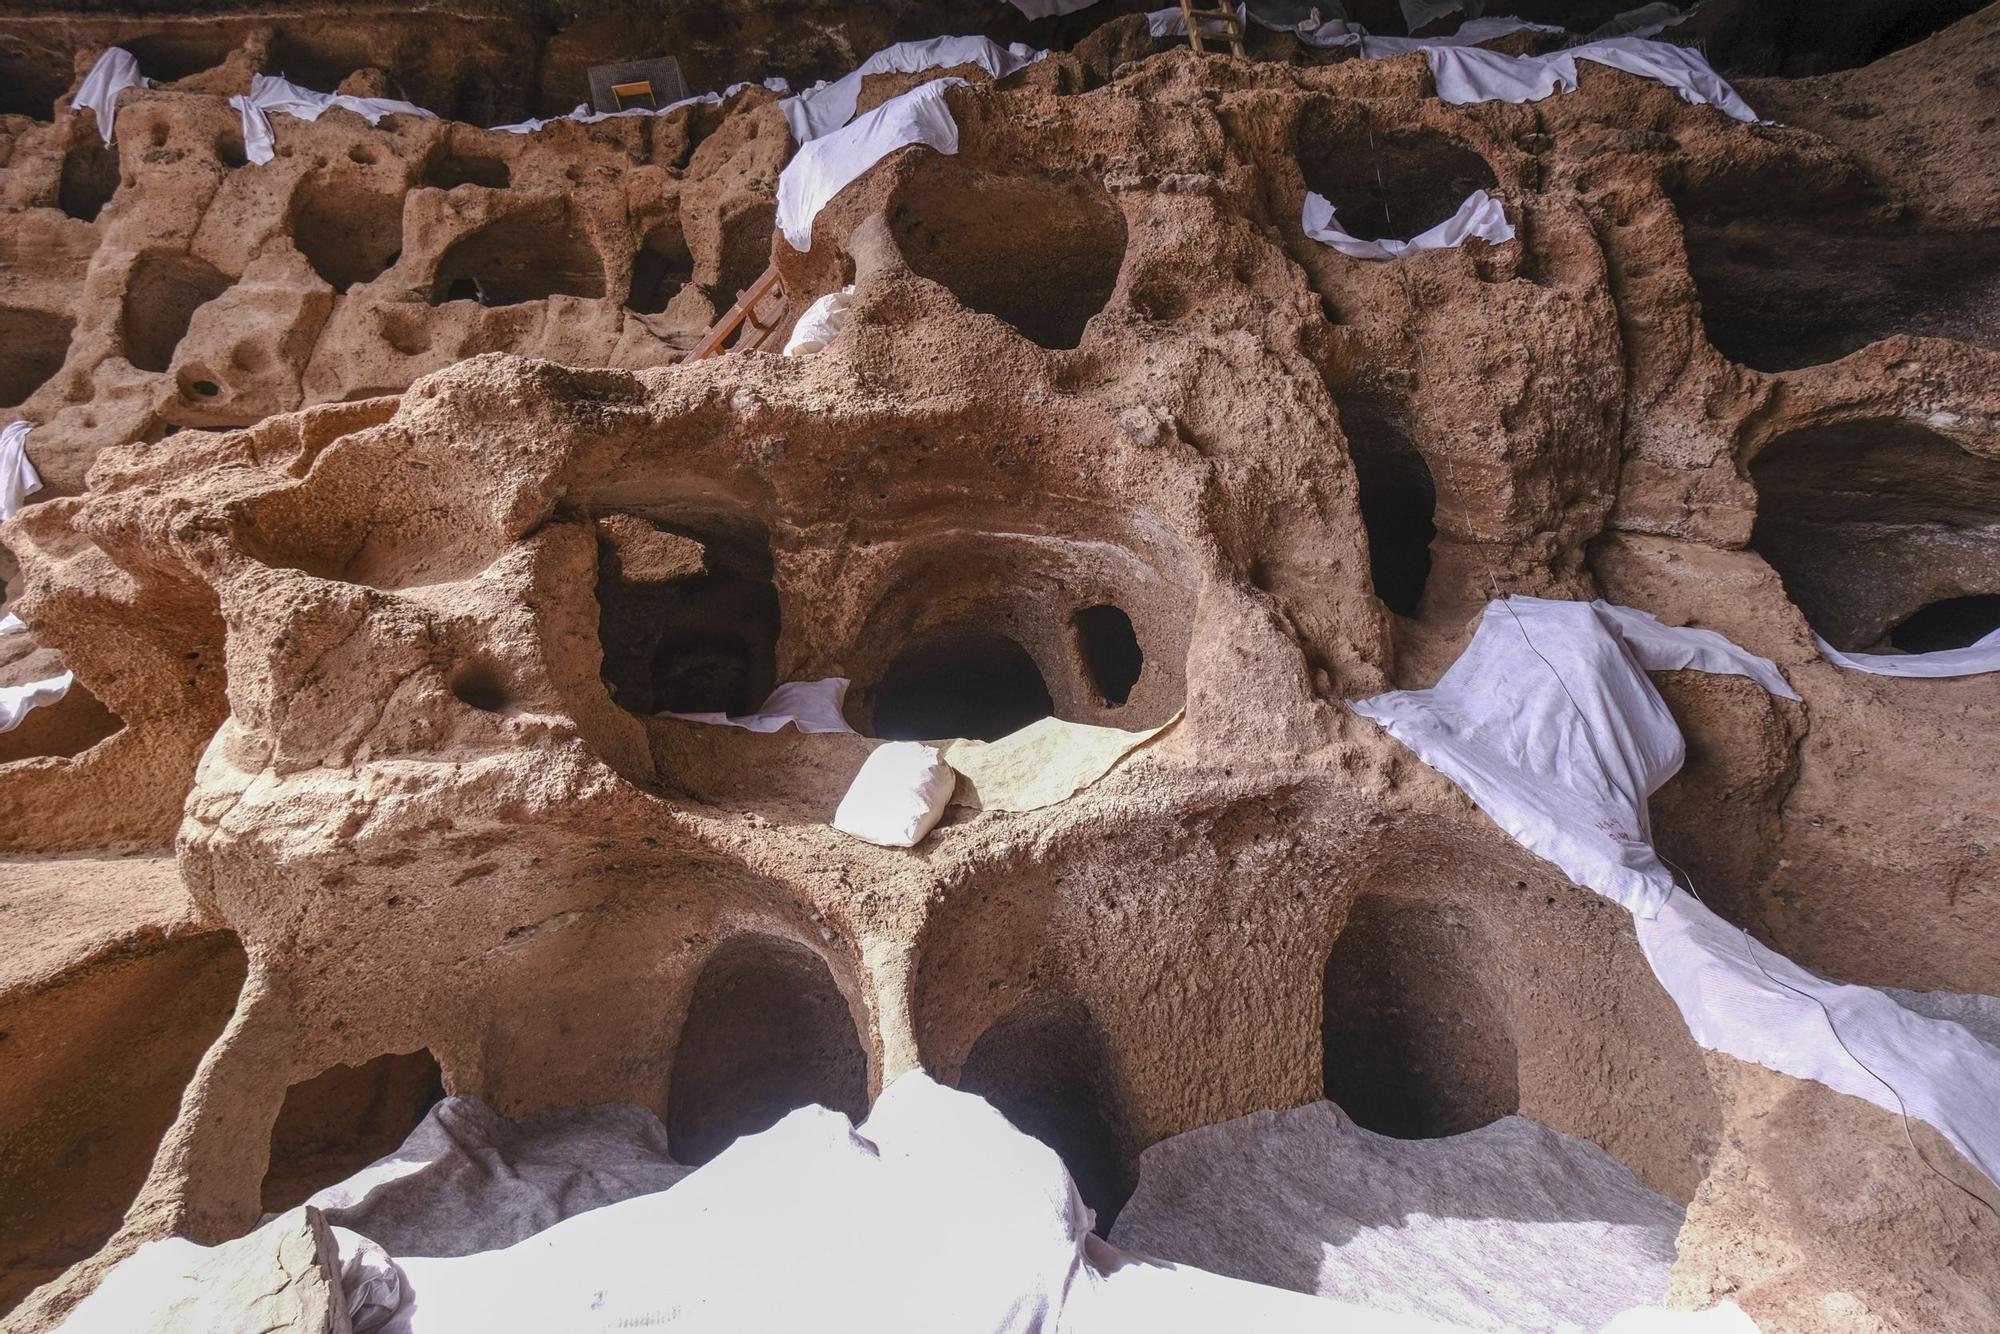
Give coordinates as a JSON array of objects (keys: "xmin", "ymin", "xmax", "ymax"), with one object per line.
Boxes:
[
  {"xmin": 871, "ymin": 632, "xmax": 1055, "ymax": 742},
  {"xmin": 190, "ymin": 379, "xmax": 220, "ymax": 397},
  {"xmin": 1886, "ymin": 594, "xmax": 2000, "ymax": 653},
  {"xmin": 1073, "ymin": 604, "xmax": 1143, "ymax": 706},
  {"xmin": 450, "ymin": 659, "xmax": 510, "ymax": 712}
]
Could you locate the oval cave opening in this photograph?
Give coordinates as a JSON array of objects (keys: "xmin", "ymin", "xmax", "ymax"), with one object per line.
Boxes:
[
  {"xmin": 58, "ymin": 134, "xmax": 120, "ymax": 223},
  {"xmin": 870, "ymin": 632, "xmax": 1055, "ymax": 742},
  {"xmin": 260, "ymin": 1049, "xmax": 446, "ymax": 1215},
  {"xmin": 1296, "ymin": 116, "xmax": 1498, "ymax": 244},
  {"xmin": 1321, "ymin": 896, "xmax": 1520, "ymax": 1139},
  {"xmin": 1073, "ymin": 604, "xmax": 1143, "ymax": 707},
  {"xmin": 1748, "ymin": 418, "xmax": 2000, "ymax": 651},
  {"xmin": 1342, "ymin": 400, "xmax": 1438, "ymax": 618},
  {"xmin": 891, "ymin": 165, "xmax": 1127, "ymax": 351},
  {"xmin": 667, "ymin": 934, "xmax": 869, "ymax": 1167},
  {"xmin": 430, "ymin": 204, "xmax": 606, "ymax": 307},
  {"xmin": 958, "ymin": 991, "xmax": 1136, "ymax": 1229},
  {"xmin": 423, "ymin": 149, "xmax": 512, "ymax": 192},
  {"xmin": 122, "ymin": 251, "xmax": 233, "ymax": 375}
]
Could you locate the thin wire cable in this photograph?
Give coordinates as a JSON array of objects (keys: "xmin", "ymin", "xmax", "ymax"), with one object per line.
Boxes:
[{"xmin": 1482, "ymin": 571, "xmax": 2000, "ymax": 1221}]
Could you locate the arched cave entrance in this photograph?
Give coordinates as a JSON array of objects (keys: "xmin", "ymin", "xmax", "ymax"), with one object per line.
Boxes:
[
  {"xmin": 1296, "ymin": 115, "xmax": 1498, "ymax": 244},
  {"xmin": 122, "ymin": 252, "xmax": 232, "ymax": 374},
  {"xmin": 871, "ymin": 632, "xmax": 1055, "ymax": 742},
  {"xmin": 626, "ymin": 222, "xmax": 694, "ymax": 316},
  {"xmin": 667, "ymin": 934, "xmax": 869, "ymax": 1166},
  {"xmin": 292, "ymin": 174, "xmax": 404, "ymax": 293},
  {"xmin": 1321, "ymin": 895, "xmax": 1520, "ymax": 1139},
  {"xmin": 260, "ymin": 1049, "xmax": 445, "ymax": 1214},
  {"xmin": 1341, "ymin": 398, "xmax": 1438, "ymax": 618}
]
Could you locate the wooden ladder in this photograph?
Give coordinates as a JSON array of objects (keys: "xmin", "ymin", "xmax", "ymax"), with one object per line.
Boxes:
[
  {"xmin": 689, "ymin": 263, "xmax": 789, "ymax": 360},
  {"xmin": 1179, "ymin": 0, "xmax": 1246, "ymax": 56}
]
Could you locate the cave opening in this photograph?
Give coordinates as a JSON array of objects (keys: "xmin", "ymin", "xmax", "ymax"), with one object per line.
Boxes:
[
  {"xmin": 871, "ymin": 632, "xmax": 1055, "ymax": 742},
  {"xmin": 57, "ymin": 135, "xmax": 120, "ymax": 223},
  {"xmin": 596, "ymin": 513, "xmax": 780, "ymax": 718},
  {"xmin": 891, "ymin": 166, "xmax": 1127, "ymax": 350},
  {"xmin": 122, "ymin": 252, "xmax": 232, "ymax": 374},
  {"xmin": 1749, "ymin": 419, "xmax": 2000, "ymax": 650},
  {"xmin": 292, "ymin": 175, "xmax": 404, "ymax": 294},
  {"xmin": 1321, "ymin": 896, "xmax": 1520, "ymax": 1139},
  {"xmin": 1343, "ymin": 403, "xmax": 1439, "ymax": 618},
  {"xmin": 260, "ymin": 1049, "xmax": 445, "ymax": 1215},
  {"xmin": 431, "ymin": 206, "xmax": 606, "ymax": 307},
  {"xmin": 626, "ymin": 222, "xmax": 694, "ymax": 316},
  {"xmin": 0, "ymin": 309, "xmax": 75, "ymax": 409},
  {"xmin": 1297, "ymin": 118, "xmax": 1498, "ymax": 244},
  {"xmin": 667, "ymin": 934, "xmax": 868, "ymax": 1167},
  {"xmin": 1073, "ymin": 605, "xmax": 1143, "ymax": 707},
  {"xmin": 957, "ymin": 991, "xmax": 1136, "ymax": 1229},
  {"xmin": 423, "ymin": 150, "xmax": 512, "ymax": 192},
  {"xmin": 1888, "ymin": 594, "xmax": 2000, "ymax": 653}
]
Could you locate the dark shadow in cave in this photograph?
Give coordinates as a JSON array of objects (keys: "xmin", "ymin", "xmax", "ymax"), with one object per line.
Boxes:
[
  {"xmin": 871, "ymin": 632, "xmax": 1055, "ymax": 742},
  {"xmin": 260, "ymin": 1050, "xmax": 445, "ymax": 1215}
]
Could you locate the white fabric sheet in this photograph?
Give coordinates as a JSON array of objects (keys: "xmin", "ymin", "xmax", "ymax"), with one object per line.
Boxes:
[
  {"xmin": 664, "ymin": 677, "xmax": 857, "ymax": 734},
  {"xmin": 489, "ymin": 79, "xmax": 788, "ymax": 135},
  {"xmin": 776, "ymin": 78, "xmax": 964, "ymax": 252},
  {"xmin": 1587, "ymin": 3, "xmax": 1688, "ymax": 40},
  {"xmin": 782, "ymin": 38, "xmax": 1045, "ymax": 143},
  {"xmin": 831, "ymin": 741, "xmax": 955, "ymax": 847},
  {"xmin": 0, "ymin": 670, "xmax": 73, "ymax": 733},
  {"xmin": 1353, "ymin": 597, "xmax": 1795, "ymax": 920},
  {"xmin": 1301, "ymin": 187, "xmax": 1512, "ymax": 260},
  {"xmin": 1147, "ymin": 4, "xmax": 1249, "ymax": 38},
  {"xmin": 1425, "ymin": 45, "xmax": 1579, "ymax": 103},
  {"xmin": 230, "ymin": 74, "xmax": 438, "ymax": 165},
  {"xmin": 1569, "ymin": 38, "xmax": 1762, "ymax": 124},
  {"xmin": 1009, "ymin": 0, "xmax": 1104, "ymax": 16},
  {"xmin": 1358, "ymin": 15, "xmax": 1562, "ymax": 56},
  {"xmin": 1398, "ymin": 0, "xmax": 1467, "ymax": 30},
  {"xmin": 0, "ymin": 612, "xmax": 26, "ymax": 635},
  {"xmin": 1, "ymin": 421, "xmax": 44, "ymax": 520},
  {"xmin": 1380, "ymin": 33, "xmax": 1760, "ymax": 122},
  {"xmin": 1813, "ymin": 627, "xmax": 2000, "ymax": 679},
  {"xmin": 73, "ymin": 46, "xmax": 147, "ymax": 144},
  {"xmin": 784, "ymin": 285, "xmax": 855, "ymax": 354},
  {"xmin": 1353, "ymin": 596, "xmax": 2000, "ymax": 1193}
]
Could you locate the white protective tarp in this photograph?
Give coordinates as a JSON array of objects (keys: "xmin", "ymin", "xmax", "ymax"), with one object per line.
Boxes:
[
  {"xmin": 0, "ymin": 670, "xmax": 73, "ymax": 733},
  {"xmin": 490, "ymin": 79, "xmax": 788, "ymax": 135},
  {"xmin": 230, "ymin": 74, "xmax": 438, "ymax": 165},
  {"xmin": 1353, "ymin": 596, "xmax": 2000, "ymax": 1192},
  {"xmin": 1587, "ymin": 3, "xmax": 1688, "ymax": 40},
  {"xmin": 784, "ymin": 285, "xmax": 856, "ymax": 354},
  {"xmin": 72, "ymin": 46, "xmax": 147, "ymax": 144},
  {"xmin": 1147, "ymin": 4, "xmax": 1248, "ymax": 38},
  {"xmin": 1301, "ymin": 187, "xmax": 1512, "ymax": 259},
  {"xmin": 782, "ymin": 38, "xmax": 1045, "ymax": 143},
  {"xmin": 1422, "ymin": 38, "xmax": 1760, "ymax": 121},
  {"xmin": 664, "ymin": 677, "xmax": 857, "ymax": 734},
  {"xmin": 1814, "ymin": 627, "xmax": 2000, "ymax": 679},
  {"xmin": 67, "ymin": 1074, "xmax": 1421, "ymax": 1334},
  {"xmin": 1008, "ymin": 0, "xmax": 1104, "ymax": 17},
  {"xmin": 1, "ymin": 421, "xmax": 44, "ymax": 520},
  {"xmin": 831, "ymin": 741, "xmax": 956, "ymax": 847},
  {"xmin": 776, "ymin": 77, "xmax": 964, "ymax": 252},
  {"xmin": 1356, "ymin": 15, "xmax": 1563, "ymax": 56},
  {"xmin": 1569, "ymin": 37, "xmax": 1762, "ymax": 123}
]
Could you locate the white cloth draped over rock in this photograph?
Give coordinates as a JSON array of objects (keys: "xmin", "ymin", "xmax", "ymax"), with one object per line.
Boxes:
[
  {"xmin": 65, "ymin": 1075, "xmax": 1397, "ymax": 1334},
  {"xmin": 230, "ymin": 74, "xmax": 437, "ymax": 165},
  {"xmin": 1814, "ymin": 627, "xmax": 2000, "ymax": 679},
  {"xmin": 776, "ymin": 77, "xmax": 965, "ymax": 252},
  {"xmin": 73, "ymin": 46, "xmax": 148, "ymax": 143},
  {"xmin": 1587, "ymin": 3, "xmax": 1688, "ymax": 40},
  {"xmin": 1353, "ymin": 15, "xmax": 1564, "ymax": 56},
  {"xmin": 1353, "ymin": 596, "xmax": 2000, "ymax": 1192},
  {"xmin": 1423, "ymin": 37, "xmax": 1762, "ymax": 122},
  {"xmin": 664, "ymin": 677, "xmax": 857, "ymax": 734},
  {"xmin": 2, "ymin": 421, "xmax": 44, "ymax": 520},
  {"xmin": 784, "ymin": 285, "xmax": 857, "ymax": 354},
  {"xmin": 489, "ymin": 79, "xmax": 788, "ymax": 135},
  {"xmin": 1007, "ymin": 0, "xmax": 1104, "ymax": 17},
  {"xmin": 0, "ymin": 671, "xmax": 73, "ymax": 733},
  {"xmin": 782, "ymin": 38, "xmax": 1045, "ymax": 143},
  {"xmin": 1301, "ymin": 187, "xmax": 1512, "ymax": 259}
]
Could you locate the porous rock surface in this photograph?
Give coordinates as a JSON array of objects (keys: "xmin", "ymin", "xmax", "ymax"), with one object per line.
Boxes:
[{"xmin": 1, "ymin": 2, "xmax": 1998, "ymax": 1331}]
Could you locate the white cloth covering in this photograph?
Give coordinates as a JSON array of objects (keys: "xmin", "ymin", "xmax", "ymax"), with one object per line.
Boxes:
[
  {"xmin": 782, "ymin": 38, "xmax": 1045, "ymax": 143},
  {"xmin": 1587, "ymin": 3, "xmax": 1688, "ymax": 40},
  {"xmin": 0, "ymin": 670, "xmax": 73, "ymax": 733},
  {"xmin": 0, "ymin": 612, "xmax": 25, "ymax": 635},
  {"xmin": 1301, "ymin": 187, "xmax": 1512, "ymax": 260},
  {"xmin": 1358, "ymin": 15, "xmax": 1562, "ymax": 55},
  {"xmin": 72, "ymin": 46, "xmax": 147, "ymax": 144},
  {"xmin": 1009, "ymin": 0, "xmax": 1104, "ymax": 16},
  {"xmin": 784, "ymin": 285, "xmax": 857, "ymax": 355},
  {"xmin": 1, "ymin": 422, "xmax": 44, "ymax": 520},
  {"xmin": 776, "ymin": 77, "xmax": 964, "ymax": 252},
  {"xmin": 1398, "ymin": 0, "xmax": 1467, "ymax": 31},
  {"xmin": 489, "ymin": 79, "xmax": 788, "ymax": 135},
  {"xmin": 1147, "ymin": 4, "xmax": 1249, "ymax": 38},
  {"xmin": 1814, "ymin": 627, "xmax": 2000, "ymax": 679},
  {"xmin": 1425, "ymin": 44, "xmax": 1579, "ymax": 102},
  {"xmin": 1569, "ymin": 37, "xmax": 1762, "ymax": 124},
  {"xmin": 230, "ymin": 74, "xmax": 438, "ymax": 166},
  {"xmin": 1353, "ymin": 596, "xmax": 2000, "ymax": 1193},
  {"xmin": 664, "ymin": 677, "xmax": 857, "ymax": 734},
  {"xmin": 831, "ymin": 741, "xmax": 956, "ymax": 847}
]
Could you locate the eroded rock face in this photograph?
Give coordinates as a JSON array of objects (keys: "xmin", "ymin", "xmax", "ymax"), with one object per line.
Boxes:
[{"xmin": 1, "ymin": 4, "xmax": 1998, "ymax": 1332}]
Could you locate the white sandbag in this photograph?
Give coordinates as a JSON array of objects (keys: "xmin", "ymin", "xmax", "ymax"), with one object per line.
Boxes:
[
  {"xmin": 831, "ymin": 741, "xmax": 955, "ymax": 847},
  {"xmin": 776, "ymin": 78, "xmax": 964, "ymax": 252},
  {"xmin": 782, "ymin": 38, "xmax": 1045, "ymax": 143},
  {"xmin": 72, "ymin": 46, "xmax": 147, "ymax": 144},
  {"xmin": 1813, "ymin": 627, "xmax": 2000, "ymax": 679},
  {"xmin": 1, "ymin": 670, "xmax": 73, "ymax": 733},
  {"xmin": 1352, "ymin": 596, "xmax": 1795, "ymax": 919},
  {"xmin": 1425, "ymin": 45, "xmax": 1579, "ymax": 103},
  {"xmin": 1301, "ymin": 187, "xmax": 1512, "ymax": 259},
  {"xmin": 1, "ymin": 421, "xmax": 44, "ymax": 520},
  {"xmin": 1110, "ymin": 1100, "xmax": 1691, "ymax": 1332},
  {"xmin": 1569, "ymin": 37, "xmax": 1762, "ymax": 124},
  {"xmin": 1353, "ymin": 596, "xmax": 2000, "ymax": 1193},
  {"xmin": 229, "ymin": 73, "xmax": 438, "ymax": 166},
  {"xmin": 490, "ymin": 79, "xmax": 788, "ymax": 134},
  {"xmin": 1147, "ymin": 3, "xmax": 1248, "ymax": 38},
  {"xmin": 665, "ymin": 677, "xmax": 858, "ymax": 734},
  {"xmin": 784, "ymin": 285, "xmax": 856, "ymax": 354},
  {"xmin": 1586, "ymin": 3, "xmax": 1688, "ymax": 40}
]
